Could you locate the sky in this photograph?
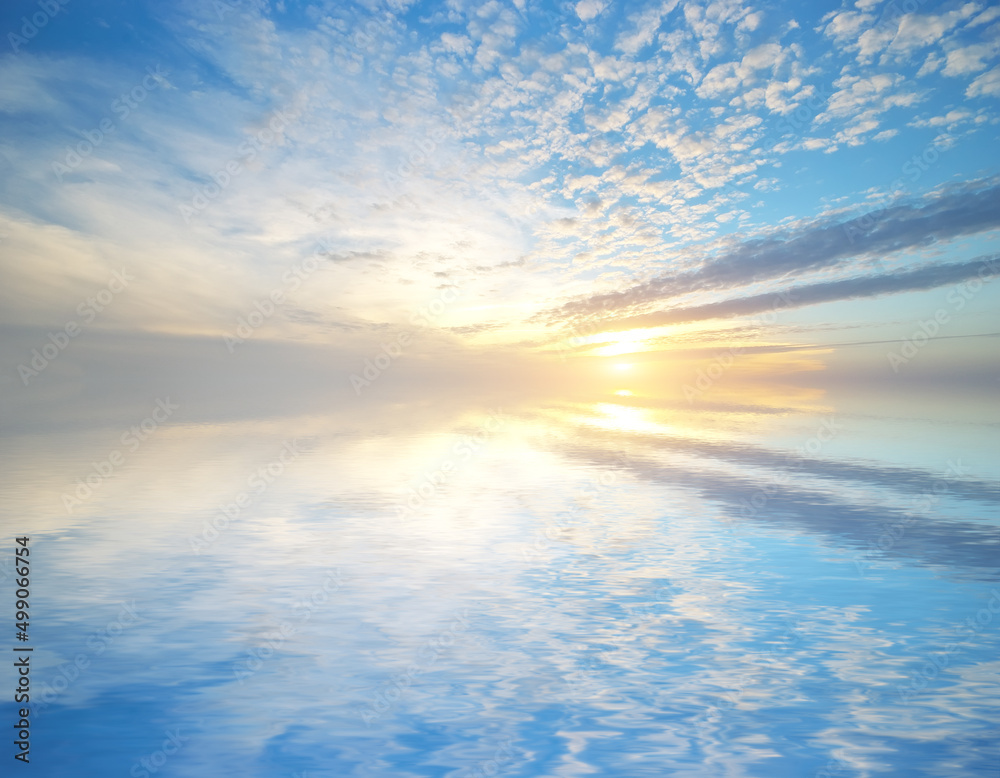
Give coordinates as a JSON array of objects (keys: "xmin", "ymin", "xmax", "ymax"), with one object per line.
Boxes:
[
  {"xmin": 2, "ymin": 5, "xmax": 1000, "ymax": 774},
  {"xmin": 1, "ymin": 0, "xmax": 999, "ymax": 418}
]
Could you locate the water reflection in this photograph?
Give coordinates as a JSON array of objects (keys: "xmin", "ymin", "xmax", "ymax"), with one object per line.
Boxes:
[{"xmin": 2, "ymin": 383, "xmax": 998, "ymax": 777}]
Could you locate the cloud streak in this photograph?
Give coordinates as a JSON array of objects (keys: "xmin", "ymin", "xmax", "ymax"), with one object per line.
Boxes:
[
  {"xmin": 597, "ymin": 254, "xmax": 999, "ymax": 331},
  {"xmin": 548, "ymin": 179, "xmax": 1000, "ymax": 329}
]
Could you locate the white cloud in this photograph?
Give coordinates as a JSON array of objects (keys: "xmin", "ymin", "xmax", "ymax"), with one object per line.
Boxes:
[
  {"xmin": 821, "ymin": 73, "xmax": 901, "ymax": 118},
  {"xmin": 741, "ymin": 43, "xmax": 784, "ymax": 71},
  {"xmin": 764, "ymin": 78, "xmax": 809, "ymax": 115},
  {"xmin": 696, "ymin": 44, "xmax": 788, "ymax": 99},
  {"xmin": 916, "ymin": 53, "xmax": 943, "ymax": 77},
  {"xmin": 575, "ymin": 0, "xmax": 608, "ymax": 22},
  {"xmin": 802, "ymin": 137, "xmax": 832, "ymax": 151},
  {"xmin": 908, "ymin": 109, "xmax": 973, "ymax": 128},
  {"xmin": 815, "ymin": 73, "xmax": 921, "ymax": 146},
  {"xmin": 823, "ymin": 11, "xmax": 874, "ymax": 42},
  {"xmin": 942, "ymin": 43, "xmax": 999, "ymax": 76},
  {"xmin": 585, "ymin": 104, "xmax": 633, "ymax": 133},
  {"xmin": 883, "ymin": 6, "xmax": 981, "ymax": 60},
  {"xmin": 889, "ymin": 14, "xmax": 955, "ymax": 54},
  {"xmin": 682, "ymin": 0, "xmax": 750, "ymax": 60},
  {"xmin": 737, "ymin": 11, "xmax": 763, "ymax": 33},
  {"xmin": 967, "ymin": 6, "xmax": 1000, "ymax": 26},
  {"xmin": 439, "ymin": 32, "xmax": 473, "ymax": 56},
  {"xmin": 966, "ymin": 65, "xmax": 1000, "ymax": 97},
  {"xmin": 697, "ymin": 62, "xmax": 742, "ymax": 98},
  {"xmin": 856, "ymin": 26, "xmax": 894, "ymax": 63},
  {"xmin": 846, "ymin": 6, "xmax": 975, "ymax": 64},
  {"xmin": 615, "ymin": 0, "xmax": 681, "ymax": 56}
]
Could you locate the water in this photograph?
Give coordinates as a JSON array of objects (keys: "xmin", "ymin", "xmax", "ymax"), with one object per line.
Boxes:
[{"xmin": 2, "ymin": 384, "xmax": 998, "ymax": 777}]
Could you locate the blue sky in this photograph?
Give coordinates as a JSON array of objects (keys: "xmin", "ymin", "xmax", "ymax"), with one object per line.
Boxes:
[{"xmin": 0, "ymin": 0, "xmax": 998, "ymax": 401}]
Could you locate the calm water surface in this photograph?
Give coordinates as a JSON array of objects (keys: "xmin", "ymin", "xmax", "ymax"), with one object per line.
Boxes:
[{"xmin": 2, "ymin": 387, "xmax": 998, "ymax": 777}]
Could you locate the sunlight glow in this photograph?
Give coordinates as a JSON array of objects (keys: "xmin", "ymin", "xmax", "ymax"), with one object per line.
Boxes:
[
  {"xmin": 592, "ymin": 329, "xmax": 654, "ymax": 357},
  {"xmin": 587, "ymin": 403, "xmax": 664, "ymax": 435}
]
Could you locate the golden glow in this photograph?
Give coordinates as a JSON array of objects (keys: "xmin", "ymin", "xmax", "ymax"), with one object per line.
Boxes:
[
  {"xmin": 614, "ymin": 363, "xmax": 633, "ymax": 371},
  {"xmin": 614, "ymin": 389, "xmax": 633, "ymax": 396},
  {"xmin": 594, "ymin": 403, "xmax": 650, "ymax": 432},
  {"xmin": 592, "ymin": 329, "xmax": 654, "ymax": 357}
]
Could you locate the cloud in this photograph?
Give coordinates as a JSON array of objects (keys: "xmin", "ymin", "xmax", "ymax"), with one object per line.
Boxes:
[
  {"xmin": 594, "ymin": 256, "xmax": 999, "ymax": 331},
  {"xmin": 916, "ymin": 53, "xmax": 944, "ymax": 77},
  {"xmin": 696, "ymin": 43, "xmax": 787, "ymax": 99},
  {"xmin": 764, "ymin": 78, "xmax": 811, "ymax": 114},
  {"xmin": 889, "ymin": 12, "xmax": 963, "ymax": 55},
  {"xmin": 4, "ymin": 0, "xmax": 1000, "ymax": 367},
  {"xmin": 741, "ymin": 42, "xmax": 784, "ymax": 71},
  {"xmin": 966, "ymin": 65, "xmax": 1000, "ymax": 97},
  {"xmin": 908, "ymin": 109, "xmax": 974, "ymax": 128},
  {"xmin": 697, "ymin": 62, "xmax": 743, "ymax": 97},
  {"xmin": 438, "ymin": 32, "xmax": 473, "ymax": 56},
  {"xmin": 856, "ymin": 25, "xmax": 895, "ymax": 63},
  {"xmin": 614, "ymin": 0, "xmax": 681, "ymax": 56},
  {"xmin": 816, "ymin": 72, "xmax": 920, "ymax": 144},
  {"xmin": 821, "ymin": 73, "xmax": 907, "ymax": 118},
  {"xmin": 575, "ymin": 0, "xmax": 608, "ymax": 22},
  {"xmin": 942, "ymin": 43, "xmax": 999, "ymax": 76},
  {"xmin": 968, "ymin": 6, "xmax": 1000, "ymax": 26},
  {"xmin": 823, "ymin": 11, "xmax": 875, "ymax": 42},
  {"xmin": 737, "ymin": 12, "xmax": 763, "ymax": 33},
  {"xmin": 544, "ymin": 179, "xmax": 1000, "ymax": 325}
]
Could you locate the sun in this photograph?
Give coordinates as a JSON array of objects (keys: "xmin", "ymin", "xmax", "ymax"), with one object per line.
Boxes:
[{"xmin": 614, "ymin": 363, "xmax": 633, "ymax": 371}]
